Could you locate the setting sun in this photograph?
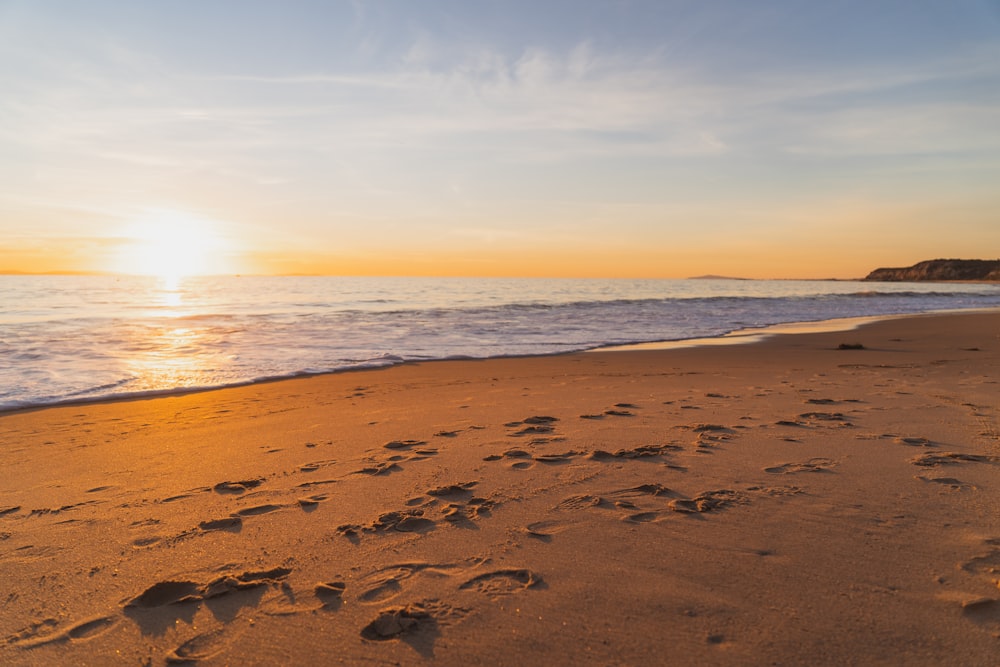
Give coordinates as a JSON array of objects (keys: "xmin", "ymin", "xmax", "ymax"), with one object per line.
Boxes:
[{"xmin": 113, "ymin": 210, "xmax": 235, "ymax": 281}]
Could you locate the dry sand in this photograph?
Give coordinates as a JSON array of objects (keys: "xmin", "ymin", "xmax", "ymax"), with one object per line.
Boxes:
[{"xmin": 1, "ymin": 311, "xmax": 999, "ymax": 666}]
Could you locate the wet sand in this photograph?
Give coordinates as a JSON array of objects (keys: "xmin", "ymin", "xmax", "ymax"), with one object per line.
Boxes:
[{"xmin": 2, "ymin": 311, "xmax": 999, "ymax": 665}]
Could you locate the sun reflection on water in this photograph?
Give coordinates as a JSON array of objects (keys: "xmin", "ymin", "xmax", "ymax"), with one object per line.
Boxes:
[
  {"xmin": 127, "ymin": 324, "xmax": 210, "ymax": 390},
  {"xmin": 161, "ymin": 283, "xmax": 182, "ymax": 308},
  {"xmin": 124, "ymin": 277, "xmax": 219, "ymax": 390},
  {"xmin": 151, "ymin": 275, "xmax": 190, "ymax": 312}
]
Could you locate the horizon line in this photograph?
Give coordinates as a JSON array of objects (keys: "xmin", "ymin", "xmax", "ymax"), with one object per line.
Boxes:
[{"xmin": 0, "ymin": 269, "xmax": 865, "ymax": 281}]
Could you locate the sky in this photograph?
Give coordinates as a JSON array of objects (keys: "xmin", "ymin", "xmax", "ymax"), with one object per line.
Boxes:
[{"xmin": 1, "ymin": 0, "xmax": 998, "ymax": 279}]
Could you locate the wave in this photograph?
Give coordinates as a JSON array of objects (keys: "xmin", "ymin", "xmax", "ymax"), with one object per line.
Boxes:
[{"xmin": 4, "ymin": 275, "xmax": 1000, "ymax": 413}]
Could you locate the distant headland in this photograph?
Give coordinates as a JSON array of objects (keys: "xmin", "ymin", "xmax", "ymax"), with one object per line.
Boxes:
[
  {"xmin": 865, "ymin": 259, "xmax": 1000, "ymax": 282},
  {"xmin": 687, "ymin": 275, "xmax": 749, "ymax": 281}
]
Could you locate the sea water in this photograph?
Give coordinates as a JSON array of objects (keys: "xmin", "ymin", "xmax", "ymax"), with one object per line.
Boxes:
[{"xmin": 2, "ymin": 275, "xmax": 999, "ymax": 411}]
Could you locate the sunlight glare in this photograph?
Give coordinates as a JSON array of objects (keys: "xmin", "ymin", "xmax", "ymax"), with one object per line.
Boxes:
[{"xmin": 115, "ymin": 210, "xmax": 233, "ymax": 281}]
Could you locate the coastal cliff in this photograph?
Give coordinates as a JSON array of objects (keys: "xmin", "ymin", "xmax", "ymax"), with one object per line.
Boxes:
[{"xmin": 865, "ymin": 259, "xmax": 1000, "ymax": 282}]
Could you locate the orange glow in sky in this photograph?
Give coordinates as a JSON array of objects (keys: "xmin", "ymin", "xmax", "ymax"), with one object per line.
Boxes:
[{"xmin": 1, "ymin": 3, "xmax": 998, "ymax": 279}]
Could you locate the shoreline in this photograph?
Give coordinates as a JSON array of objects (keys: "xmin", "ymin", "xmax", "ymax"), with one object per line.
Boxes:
[
  {"xmin": 2, "ymin": 310, "xmax": 999, "ymax": 665},
  {"xmin": 6, "ymin": 307, "xmax": 999, "ymax": 416},
  {"xmin": 596, "ymin": 307, "xmax": 1000, "ymax": 351}
]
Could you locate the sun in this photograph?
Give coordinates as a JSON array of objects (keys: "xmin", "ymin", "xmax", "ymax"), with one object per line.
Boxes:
[{"xmin": 114, "ymin": 210, "xmax": 234, "ymax": 282}]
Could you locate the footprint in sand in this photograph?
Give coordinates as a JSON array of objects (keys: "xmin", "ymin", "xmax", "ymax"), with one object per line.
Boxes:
[
  {"xmin": 13, "ymin": 615, "xmax": 119, "ymax": 649},
  {"xmin": 958, "ymin": 597, "xmax": 1000, "ymax": 631},
  {"xmin": 28, "ymin": 500, "xmax": 100, "ymax": 517},
  {"xmin": 505, "ymin": 416, "xmax": 559, "ymax": 437},
  {"xmin": 358, "ymin": 577, "xmax": 404, "ymax": 603},
  {"xmin": 516, "ymin": 425, "xmax": 557, "ymax": 437},
  {"xmin": 609, "ymin": 483, "xmax": 679, "ymax": 499},
  {"xmin": 896, "ymin": 436, "xmax": 936, "ymax": 447},
  {"xmin": 63, "ymin": 616, "xmax": 117, "ymax": 642},
  {"xmin": 533, "ymin": 450, "xmax": 586, "ymax": 464},
  {"xmin": 6, "ymin": 619, "xmax": 59, "ymax": 646},
  {"xmin": 529, "ymin": 435, "xmax": 567, "ymax": 445},
  {"xmin": 960, "ymin": 550, "xmax": 1000, "ymax": 577},
  {"xmin": 483, "ymin": 449, "xmax": 531, "ymax": 463},
  {"xmin": 297, "ymin": 494, "xmax": 328, "ymax": 509},
  {"xmin": 623, "ymin": 510, "xmax": 664, "ymax": 523},
  {"xmin": 314, "ymin": 581, "xmax": 346, "ymax": 609},
  {"xmin": 382, "ymin": 512, "xmax": 435, "ymax": 533},
  {"xmin": 358, "ymin": 563, "xmax": 460, "ymax": 604},
  {"xmin": 518, "ymin": 416, "xmax": 560, "ymax": 425},
  {"xmin": 384, "ymin": 439, "xmax": 428, "ymax": 450},
  {"xmin": 337, "ymin": 510, "xmax": 436, "ymax": 538},
  {"xmin": 911, "ymin": 452, "xmax": 999, "ymax": 467},
  {"xmin": 746, "ymin": 485, "xmax": 804, "ymax": 497},
  {"xmin": 213, "ymin": 479, "xmax": 264, "ymax": 494},
  {"xmin": 295, "ymin": 478, "xmax": 339, "ymax": 490},
  {"xmin": 441, "ymin": 497, "xmax": 496, "ymax": 523},
  {"xmin": 427, "ymin": 482, "xmax": 479, "ymax": 497},
  {"xmin": 458, "ymin": 569, "xmax": 543, "ymax": 597},
  {"xmin": 691, "ymin": 424, "xmax": 731, "ymax": 432},
  {"xmin": 579, "ymin": 486, "xmax": 660, "ymax": 515},
  {"xmin": 797, "ymin": 412, "xmax": 853, "ymax": 427},
  {"xmin": 915, "ymin": 476, "xmax": 976, "ymax": 490},
  {"xmin": 198, "ymin": 517, "xmax": 243, "ymax": 532},
  {"xmin": 131, "ymin": 535, "xmax": 163, "ymax": 548},
  {"xmin": 354, "ymin": 460, "xmax": 403, "ymax": 476},
  {"xmin": 360, "ymin": 604, "xmax": 434, "ymax": 641},
  {"xmin": 297, "ymin": 459, "xmax": 336, "ymax": 472},
  {"xmin": 162, "ymin": 492, "xmax": 198, "ymax": 503},
  {"xmin": 764, "ymin": 458, "xmax": 837, "ymax": 474},
  {"xmin": 166, "ymin": 627, "xmax": 236, "ymax": 663},
  {"xmin": 555, "ymin": 494, "xmax": 609, "ymax": 511},
  {"xmin": 668, "ymin": 489, "xmax": 745, "ymax": 514},
  {"xmin": 125, "ymin": 580, "xmax": 203, "ymax": 608},
  {"xmin": 942, "ymin": 547, "xmax": 1000, "ymax": 629},
  {"xmin": 124, "ymin": 567, "xmax": 293, "ymax": 609},
  {"xmin": 356, "ymin": 448, "xmax": 439, "ymax": 476},
  {"xmin": 524, "ymin": 520, "xmax": 572, "ymax": 541},
  {"xmin": 589, "ymin": 444, "xmax": 683, "ymax": 460},
  {"xmin": 686, "ymin": 424, "xmax": 737, "ymax": 450},
  {"xmin": 234, "ymin": 504, "xmax": 284, "ymax": 517}
]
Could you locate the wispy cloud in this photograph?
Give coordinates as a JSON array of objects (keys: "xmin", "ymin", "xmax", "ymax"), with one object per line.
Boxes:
[{"xmin": 5, "ymin": 23, "xmax": 997, "ymax": 169}]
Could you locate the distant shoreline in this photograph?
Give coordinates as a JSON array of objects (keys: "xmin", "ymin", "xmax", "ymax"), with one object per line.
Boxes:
[{"xmin": 2, "ymin": 271, "xmax": 998, "ymax": 282}]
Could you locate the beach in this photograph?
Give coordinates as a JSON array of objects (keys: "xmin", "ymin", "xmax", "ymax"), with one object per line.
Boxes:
[{"xmin": 2, "ymin": 310, "xmax": 999, "ymax": 665}]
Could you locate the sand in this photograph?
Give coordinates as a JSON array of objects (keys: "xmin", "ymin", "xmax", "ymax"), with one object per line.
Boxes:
[{"xmin": 1, "ymin": 311, "xmax": 999, "ymax": 666}]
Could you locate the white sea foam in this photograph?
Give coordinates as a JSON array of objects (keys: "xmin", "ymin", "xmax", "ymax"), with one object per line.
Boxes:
[{"xmin": 2, "ymin": 275, "xmax": 999, "ymax": 410}]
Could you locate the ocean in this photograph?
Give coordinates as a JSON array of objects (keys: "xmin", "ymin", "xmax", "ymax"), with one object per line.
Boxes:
[{"xmin": 2, "ymin": 275, "xmax": 999, "ymax": 411}]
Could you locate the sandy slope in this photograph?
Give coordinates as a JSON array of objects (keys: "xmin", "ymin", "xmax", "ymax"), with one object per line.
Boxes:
[{"xmin": 1, "ymin": 311, "xmax": 999, "ymax": 666}]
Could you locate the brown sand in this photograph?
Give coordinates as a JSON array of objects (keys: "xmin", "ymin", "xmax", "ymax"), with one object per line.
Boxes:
[{"xmin": 1, "ymin": 311, "xmax": 999, "ymax": 666}]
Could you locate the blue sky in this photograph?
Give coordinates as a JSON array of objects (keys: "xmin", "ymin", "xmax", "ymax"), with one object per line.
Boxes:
[{"xmin": 1, "ymin": 0, "xmax": 998, "ymax": 277}]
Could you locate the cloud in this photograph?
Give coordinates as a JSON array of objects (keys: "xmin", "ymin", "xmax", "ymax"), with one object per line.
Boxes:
[
  {"xmin": 1, "ymin": 16, "xmax": 997, "ymax": 229},
  {"xmin": 158, "ymin": 37, "xmax": 1000, "ymax": 165}
]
